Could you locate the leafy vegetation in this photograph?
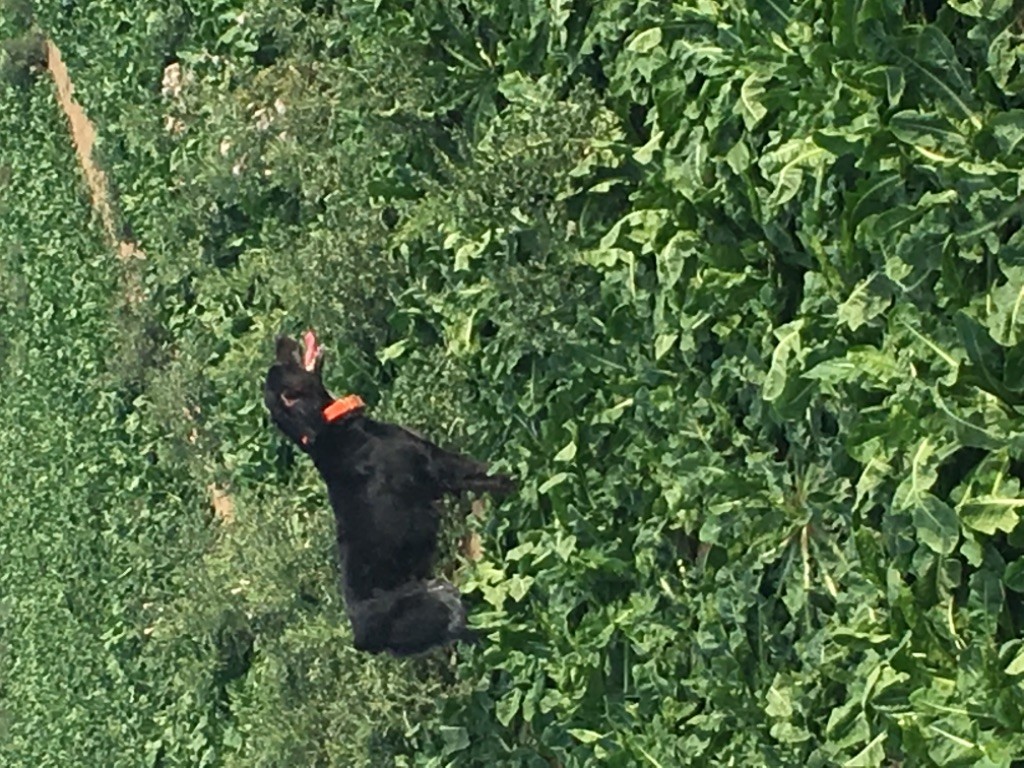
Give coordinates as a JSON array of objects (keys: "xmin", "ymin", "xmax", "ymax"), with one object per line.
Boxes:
[{"xmin": 2, "ymin": 0, "xmax": 1024, "ymax": 765}]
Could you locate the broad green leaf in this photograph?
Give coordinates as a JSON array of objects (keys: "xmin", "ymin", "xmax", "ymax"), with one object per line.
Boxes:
[
  {"xmin": 594, "ymin": 398, "xmax": 634, "ymax": 424},
  {"xmin": 765, "ymin": 680, "xmax": 793, "ymax": 719},
  {"xmin": 759, "ymin": 138, "xmax": 833, "ymax": 211},
  {"xmin": 554, "ymin": 533, "xmax": 577, "ymax": 561},
  {"xmin": 737, "ymin": 74, "xmax": 769, "ymax": 130},
  {"xmin": 895, "ymin": 438, "xmax": 941, "ymax": 507},
  {"xmin": 844, "ymin": 733, "xmax": 886, "ymax": 767},
  {"xmin": 627, "ymin": 28, "xmax": 662, "ymax": 54},
  {"xmin": 522, "ymin": 675, "xmax": 544, "ymax": 722},
  {"xmin": 654, "ymin": 333, "xmax": 678, "ymax": 359},
  {"xmin": 507, "ymin": 575, "xmax": 534, "ymax": 602},
  {"xmin": 987, "ymin": 110, "xmax": 1024, "ymax": 156},
  {"xmin": 934, "ymin": 389, "xmax": 1006, "ymax": 450},
  {"xmin": 505, "ymin": 542, "xmax": 536, "ymax": 561},
  {"xmin": 989, "ymin": 27, "xmax": 1024, "ymax": 96},
  {"xmin": 554, "ymin": 440, "xmax": 577, "ymax": 462},
  {"xmin": 831, "ymin": 0, "xmax": 859, "ymax": 55},
  {"xmin": 825, "ymin": 697, "xmax": 864, "ymax": 740},
  {"xmin": 764, "ymin": 320, "xmax": 804, "ymax": 402},
  {"xmin": 888, "ymin": 110, "xmax": 968, "ymax": 153},
  {"xmin": 986, "ymin": 268, "xmax": 1024, "ymax": 346},
  {"xmin": 948, "ymin": 0, "xmax": 1014, "ymax": 18},
  {"xmin": 837, "ymin": 274, "xmax": 892, "ymax": 331},
  {"xmin": 885, "ymin": 67, "xmax": 906, "ymax": 105},
  {"xmin": 725, "ymin": 138, "xmax": 752, "ymax": 173},
  {"xmin": 497, "ymin": 72, "xmax": 547, "ymax": 106},
  {"xmin": 914, "ymin": 495, "xmax": 961, "ymax": 554},
  {"xmin": 569, "ymin": 729, "xmax": 604, "ymax": 744},
  {"xmin": 959, "ymin": 497, "xmax": 1022, "ymax": 535},
  {"xmin": 378, "ymin": 339, "xmax": 409, "ymax": 363},
  {"xmin": 657, "ymin": 230, "xmax": 698, "ymax": 289},
  {"xmin": 495, "ymin": 688, "xmax": 522, "ymax": 727},
  {"xmin": 860, "ymin": 190, "xmax": 957, "ymax": 249},
  {"xmin": 910, "ymin": 28, "xmax": 978, "ymax": 124},
  {"xmin": 1005, "ymin": 648, "xmax": 1024, "ymax": 676},
  {"xmin": 1007, "ymin": 344, "xmax": 1024, "ymax": 392},
  {"xmin": 813, "ymin": 128, "xmax": 868, "ymax": 156},
  {"xmin": 669, "ymin": 38, "xmax": 727, "ymax": 71},
  {"xmin": 453, "ymin": 232, "xmax": 491, "ymax": 270},
  {"xmin": 769, "ymin": 163, "xmax": 806, "ymax": 208},
  {"xmin": 439, "ymin": 726, "xmax": 470, "ymax": 755},
  {"xmin": 581, "ymin": 247, "xmax": 635, "ymax": 270},
  {"xmin": 538, "ymin": 472, "xmax": 570, "ymax": 494},
  {"xmin": 1003, "ymin": 559, "xmax": 1024, "ymax": 592},
  {"xmin": 845, "ymin": 173, "xmax": 902, "ymax": 232},
  {"xmin": 804, "ymin": 346, "xmax": 901, "ymax": 389},
  {"xmin": 955, "ymin": 311, "xmax": 1019, "ymax": 403},
  {"xmin": 634, "ymin": 128, "xmax": 664, "ymax": 164}
]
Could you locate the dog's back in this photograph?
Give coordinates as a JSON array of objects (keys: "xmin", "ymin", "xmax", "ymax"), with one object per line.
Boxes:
[{"xmin": 310, "ymin": 416, "xmax": 443, "ymax": 599}]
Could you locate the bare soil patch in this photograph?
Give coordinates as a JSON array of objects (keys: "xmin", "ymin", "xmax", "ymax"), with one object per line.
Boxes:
[{"xmin": 45, "ymin": 40, "xmax": 141, "ymax": 261}]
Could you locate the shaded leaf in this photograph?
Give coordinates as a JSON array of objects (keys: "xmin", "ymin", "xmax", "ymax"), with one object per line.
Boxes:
[{"xmin": 913, "ymin": 494, "xmax": 961, "ymax": 555}]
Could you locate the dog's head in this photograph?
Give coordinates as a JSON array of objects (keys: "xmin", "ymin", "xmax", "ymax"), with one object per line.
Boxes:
[{"xmin": 264, "ymin": 330, "xmax": 334, "ymax": 449}]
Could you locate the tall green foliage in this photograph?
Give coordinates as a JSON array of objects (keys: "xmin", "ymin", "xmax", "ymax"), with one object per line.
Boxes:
[{"xmin": 3, "ymin": 0, "xmax": 1024, "ymax": 765}]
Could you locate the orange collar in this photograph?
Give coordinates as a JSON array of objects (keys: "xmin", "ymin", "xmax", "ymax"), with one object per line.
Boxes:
[{"xmin": 322, "ymin": 394, "xmax": 366, "ymax": 423}]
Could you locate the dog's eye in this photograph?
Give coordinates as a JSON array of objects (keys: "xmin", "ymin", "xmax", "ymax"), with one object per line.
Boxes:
[{"xmin": 281, "ymin": 392, "xmax": 299, "ymax": 408}]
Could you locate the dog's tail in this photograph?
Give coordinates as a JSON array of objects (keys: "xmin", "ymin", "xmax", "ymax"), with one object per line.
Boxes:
[{"xmin": 466, "ymin": 472, "xmax": 518, "ymax": 498}]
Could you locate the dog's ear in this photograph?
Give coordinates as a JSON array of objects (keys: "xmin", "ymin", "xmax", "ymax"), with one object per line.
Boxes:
[{"xmin": 275, "ymin": 335, "xmax": 303, "ymax": 367}]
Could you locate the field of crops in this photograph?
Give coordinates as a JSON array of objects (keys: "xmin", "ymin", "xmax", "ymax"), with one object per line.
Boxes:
[{"xmin": 2, "ymin": 0, "xmax": 1024, "ymax": 765}]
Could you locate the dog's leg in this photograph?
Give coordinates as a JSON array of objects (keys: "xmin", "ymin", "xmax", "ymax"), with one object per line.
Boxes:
[
  {"xmin": 347, "ymin": 580, "xmax": 478, "ymax": 657},
  {"xmin": 429, "ymin": 449, "xmax": 517, "ymax": 498}
]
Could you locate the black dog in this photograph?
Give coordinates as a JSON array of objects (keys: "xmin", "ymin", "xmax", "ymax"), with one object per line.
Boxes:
[{"xmin": 264, "ymin": 331, "xmax": 515, "ymax": 656}]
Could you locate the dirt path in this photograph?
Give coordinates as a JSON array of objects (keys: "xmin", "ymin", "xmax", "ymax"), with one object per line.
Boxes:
[
  {"xmin": 45, "ymin": 41, "xmax": 141, "ymax": 262},
  {"xmin": 45, "ymin": 39, "xmax": 234, "ymax": 524}
]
